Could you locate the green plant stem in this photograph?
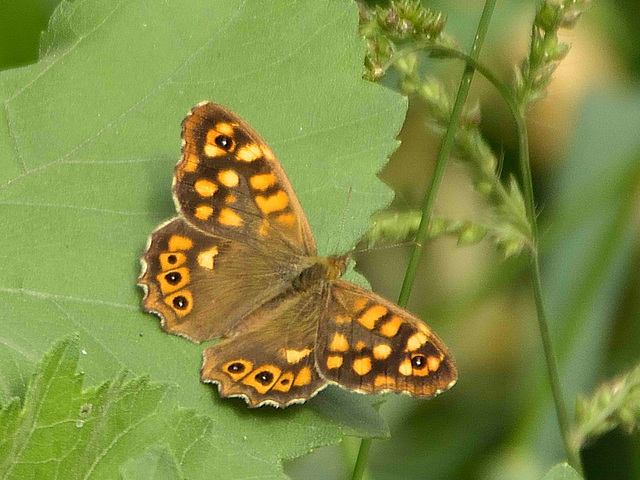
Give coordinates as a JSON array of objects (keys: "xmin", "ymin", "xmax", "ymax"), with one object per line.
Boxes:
[
  {"xmin": 516, "ymin": 111, "xmax": 584, "ymax": 475},
  {"xmin": 351, "ymin": 2, "xmax": 496, "ymax": 480},
  {"xmin": 383, "ymin": 44, "xmax": 583, "ymax": 474}
]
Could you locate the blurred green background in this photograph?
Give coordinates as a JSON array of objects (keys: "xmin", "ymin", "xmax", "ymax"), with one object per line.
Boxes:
[{"xmin": 2, "ymin": 0, "xmax": 638, "ymax": 479}]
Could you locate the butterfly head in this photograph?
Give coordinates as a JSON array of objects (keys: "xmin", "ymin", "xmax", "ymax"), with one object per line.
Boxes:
[{"xmin": 325, "ymin": 254, "xmax": 351, "ymax": 281}]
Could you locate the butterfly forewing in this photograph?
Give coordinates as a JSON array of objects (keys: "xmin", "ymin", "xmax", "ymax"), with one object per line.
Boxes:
[
  {"xmin": 315, "ymin": 281, "xmax": 457, "ymax": 397},
  {"xmin": 174, "ymin": 102, "xmax": 316, "ymax": 256}
]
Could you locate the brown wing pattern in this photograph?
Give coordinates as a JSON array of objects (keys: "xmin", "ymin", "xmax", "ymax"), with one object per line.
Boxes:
[
  {"xmin": 174, "ymin": 102, "xmax": 316, "ymax": 256},
  {"xmin": 315, "ymin": 281, "xmax": 457, "ymax": 397},
  {"xmin": 139, "ymin": 217, "xmax": 299, "ymax": 342},
  {"xmin": 140, "ymin": 102, "xmax": 458, "ymax": 408},
  {"xmin": 201, "ymin": 289, "xmax": 327, "ymax": 407}
]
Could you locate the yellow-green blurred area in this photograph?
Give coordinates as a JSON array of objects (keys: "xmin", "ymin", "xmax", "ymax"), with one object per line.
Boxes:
[{"xmin": 2, "ymin": 1, "xmax": 638, "ymax": 479}]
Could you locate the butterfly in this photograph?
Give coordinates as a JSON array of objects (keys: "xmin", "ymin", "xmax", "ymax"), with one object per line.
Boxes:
[{"xmin": 138, "ymin": 102, "xmax": 457, "ymax": 407}]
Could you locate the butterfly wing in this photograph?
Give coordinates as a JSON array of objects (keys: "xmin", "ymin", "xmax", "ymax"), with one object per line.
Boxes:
[
  {"xmin": 201, "ymin": 289, "xmax": 327, "ymax": 407},
  {"xmin": 315, "ymin": 281, "xmax": 457, "ymax": 397},
  {"xmin": 140, "ymin": 102, "xmax": 319, "ymax": 342},
  {"xmin": 139, "ymin": 217, "xmax": 305, "ymax": 342},
  {"xmin": 174, "ymin": 102, "xmax": 316, "ymax": 255}
]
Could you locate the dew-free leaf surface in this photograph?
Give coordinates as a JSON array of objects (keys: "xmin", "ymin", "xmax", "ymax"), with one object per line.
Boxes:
[{"xmin": 0, "ymin": 0, "xmax": 405, "ymax": 476}]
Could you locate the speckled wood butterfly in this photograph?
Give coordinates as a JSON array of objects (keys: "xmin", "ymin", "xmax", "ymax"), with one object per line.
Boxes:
[{"xmin": 139, "ymin": 102, "xmax": 457, "ymax": 407}]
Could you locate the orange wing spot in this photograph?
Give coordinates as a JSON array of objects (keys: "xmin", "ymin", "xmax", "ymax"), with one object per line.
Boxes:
[
  {"xmin": 156, "ymin": 267, "xmax": 190, "ymax": 295},
  {"xmin": 374, "ymin": 375, "xmax": 396, "ymax": 388},
  {"xmin": 236, "ymin": 144, "xmax": 262, "ymax": 162},
  {"xmin": 353, "ymin": 298, "xmax": 369, "ymax": 313},
  {"xmin": 241, "ymin": 364, "xmax": 281, "ymax": 394},
  {"xmin": 427, "ymin": 356, "xmax": 441, "ymax": 372},
  {"xmin": 204, "ymin": 141, "xmax": 227, "ymax": 157},
  {"xmin": 271, "ymin": 371, "xmax": 295, "ymax": 392},
  {"xmin": 218, "ymin": 208, "xmax": 243, "ymax": 226},
  {"xmin": 326, "ymin": 355, "xmax": 343, "ymax": 369},
  {"xmin": 255, "ymin": 191, "xmax": 289, "ymax": 214},
  {"xmin": 283, "ymin": 348, "xmax": 312, "ymax": 364},
  {"xmin": 293, "ymin": 366, "xmax": 312, "ymax": 387},
  {"xmin": 260, "ymin": 144, "xmax": 275, "ymax": 161},
  {"xmin": 159, "ymin": 252, "xmax": 186, "ymax": 271},
  {"xmin": 194, "ymin": 205, "xmax": 214, "ymax": 220},
  {"xmin": 379, "ymin": 316, "xmax": 403, "ymax": 337},
  {"xmin": 214, "ymin": 122, "xmax": 234, "ymax": 136},
  {"xmin": 355, "ymin": 341, "xmax": 366, "ymax": 352},
  {"xmin": 358, "ymin": 305, "xmax": 387, "ymax": 330},
  {"xmin": 249, "ymin": 173, "xmax": 276, "ymax": 191},
  {"xmin": 194, "ymin": 179, "xmax": 218, "ymax": 197},
  {"xmin": 335, "ymin": 315, "xmax": 351, "ymax": 324},
  {"xmin": 225, "ymin": 193, "xmax": 237, "ymax": 204},
  {"xmin": 398, "ymin": 358, "xmax": 412, "ymax": 376},
  {"xmin": 373, "ymin": 344, "xmax": 392, "ymax": 360},
  {"xmin": 182, "ymin": 153, "xmax": 200, "ymax": 172},
  {"xmin": 276, "ymin": 213, "xmax": 296, "ymax": 227},
  {"xmin": 222, "ymin": 359, "xmax": 253, "ymax": 381},
  {"xmin": 168, "ymin": 235, "xmax": 193, "ymax": 251},
  {"xmin": 352, "ymin": 357, "xmax": 372, "ymax": 376},
  {"xmin": 258, "ymin": 219, "xmax": 270, "ymax": 237},
  {"xmin": 197, "ymin": 246, "xmax": 219, "ymax": 270},
  {"xmin": 218, "ymin": 169, "xmax": 239, "ymax": 188},
  {"xmin": 405, "ymin": 332, "xmax": 428, "ymax": 352},
  {"xmin": 164, "ymin": 290, "xmax": 193, "ymax": 318},
  {"xmin": 329, "ymin": 333, "xmax": 349, "ymax": 352}
]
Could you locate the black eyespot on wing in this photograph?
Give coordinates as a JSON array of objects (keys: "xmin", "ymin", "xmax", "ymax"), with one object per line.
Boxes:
[
  {"xmin": 173, "ymin": 295, "xmax": 189, "ymax": 310},
  {"xmin": 165, "ymin": 271, "xmax": 182, "ymax": 285},
  {"xmin": 411, "ymin": 355, "xmax": 426, "ymax": 369},
  {"xmin": 255, "ymin": 371, "xmax": 273, "ymax": 385},
  {"xmin": 228, "ymin": 362, "xmax": 245, "ymax": 374},
  {"xmin": 215, "ymin": 134, "xmax": 233, "ymax": 150}
]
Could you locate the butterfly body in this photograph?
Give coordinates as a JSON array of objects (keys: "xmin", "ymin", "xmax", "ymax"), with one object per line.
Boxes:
[{"xmin": 139, "ymin": 102, "xmax": 457, "ymax": 407}]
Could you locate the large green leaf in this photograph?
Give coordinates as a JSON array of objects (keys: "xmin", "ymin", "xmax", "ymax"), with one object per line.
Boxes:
[{"xmin": 0, "ymin": 0, "xmax": 406, "ymax": 475}]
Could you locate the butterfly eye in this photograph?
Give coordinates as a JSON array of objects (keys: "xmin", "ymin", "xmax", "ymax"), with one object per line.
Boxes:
[
  {"xmin": 165, "ymin": 271, "xmax": 182, "ymax": 285},
  {"xmin": 255, "ymin": 371, "xmax": 274, "ymax": 385},
  {"xmin": 172, "ymin": 295, "xmax": 189, "ymax": 310},
  {"xmin": 228, "ymin": 362, "xmax": 245, "ymax": 374},
  {"xmin": 411, "ymin": 355, "xmax": 427, "ymax": 369},
  {"xmin": 215, "ymin": 134, "xmax": 233, "ymax": 151}
]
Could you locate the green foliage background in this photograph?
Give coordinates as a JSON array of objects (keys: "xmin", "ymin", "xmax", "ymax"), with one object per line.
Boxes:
[{"xmin": 1, "ymin": 0, "xmax": 639, "ymax": 479}]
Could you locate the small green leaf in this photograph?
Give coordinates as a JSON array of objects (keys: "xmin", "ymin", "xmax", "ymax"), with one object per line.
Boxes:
[{"xmin": 0, "ymin": 336, "xmax": 277, "ymax": 479}]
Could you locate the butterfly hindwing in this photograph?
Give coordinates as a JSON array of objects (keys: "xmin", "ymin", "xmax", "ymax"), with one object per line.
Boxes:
[
  {"xmin": 139, "ymin": 217, "xmax": 301, "ymax": 342},
  {"xmin": 201, "ymin": 289, "xmax": 327, "ymax": 407},
  {"xmin": 315, "ymin": 281, "xmax": 457, "ymax": 397},
  {"xmin": 174, "ymin": 102, "xmax": 316, "ymax": 256}
]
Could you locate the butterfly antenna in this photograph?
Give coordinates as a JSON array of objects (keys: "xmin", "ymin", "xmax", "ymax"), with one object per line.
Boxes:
[{"xmin": 352, "ymin": 240, "xmax": 420, "ymax": 256}]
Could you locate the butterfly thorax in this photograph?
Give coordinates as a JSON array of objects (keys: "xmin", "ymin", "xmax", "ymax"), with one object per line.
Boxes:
[{"xmin": 291, "ymin": 254, "xmax": 350, "ymax": 292}]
